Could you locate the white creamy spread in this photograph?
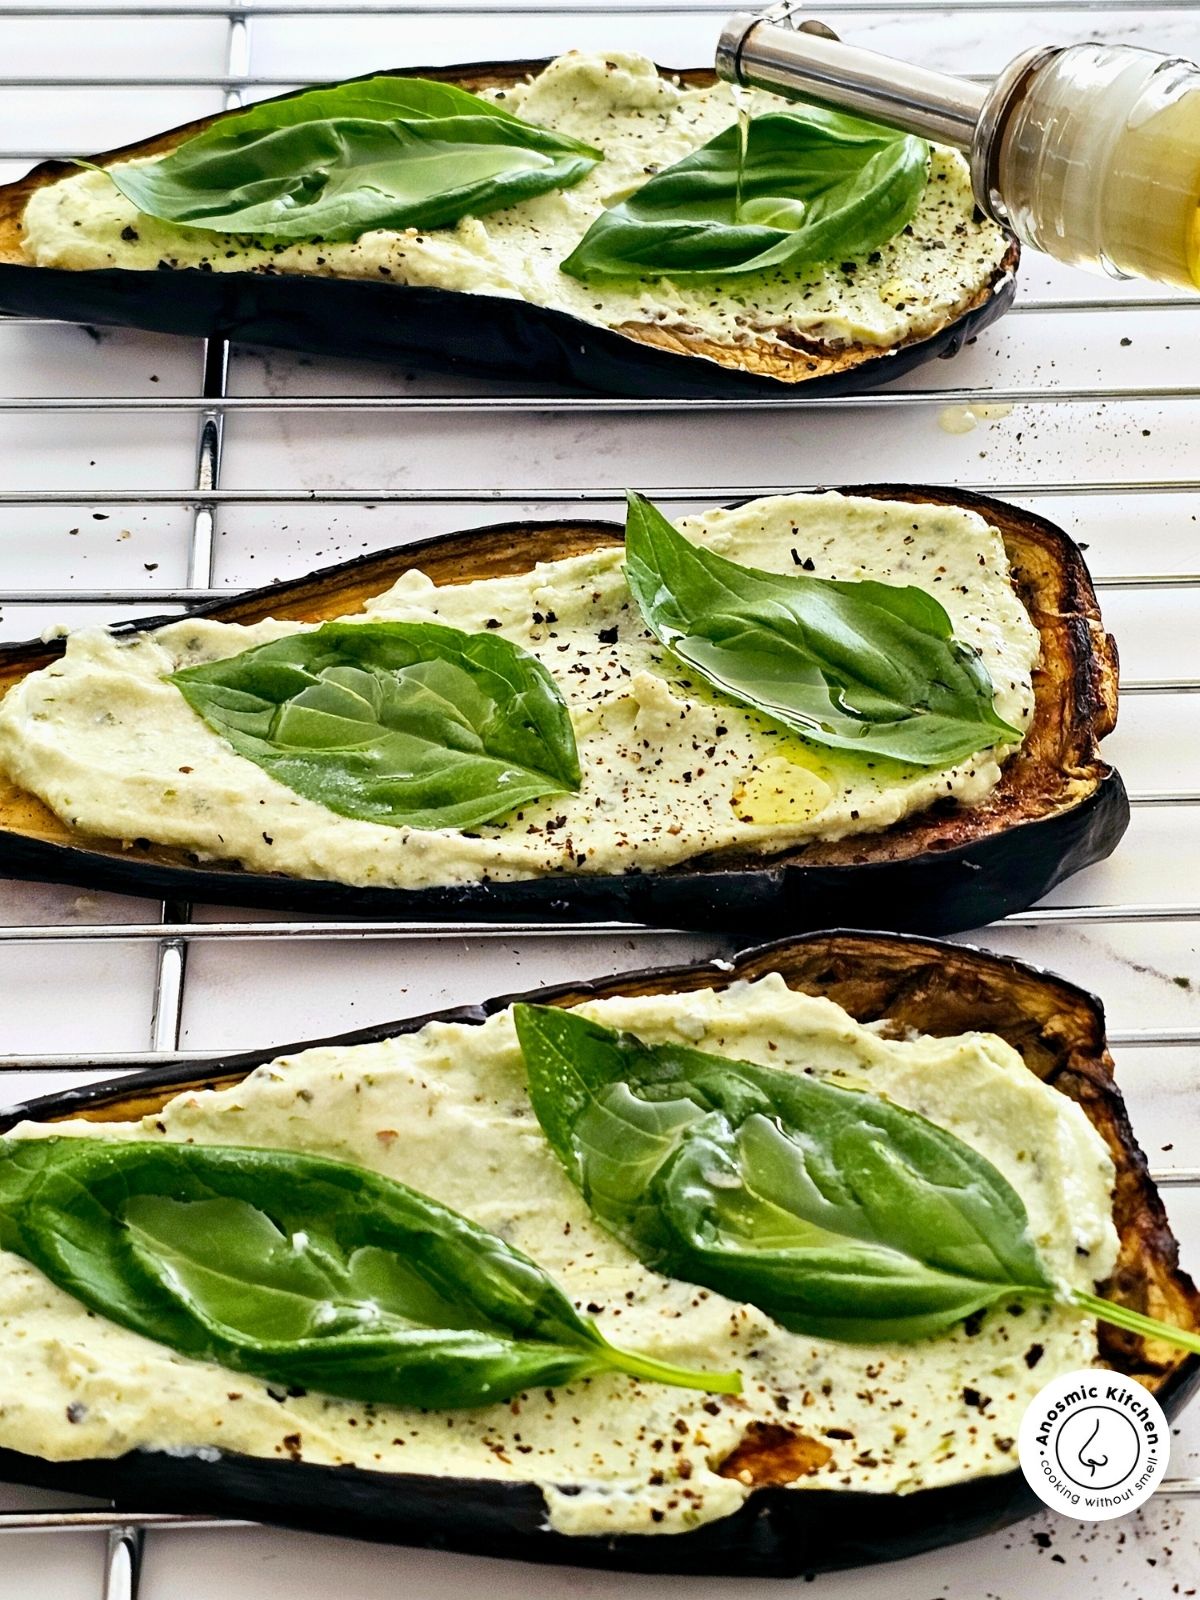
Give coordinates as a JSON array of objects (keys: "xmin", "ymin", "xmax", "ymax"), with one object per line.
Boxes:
[
  {"xmin": 0, "ymin": 493, "xmax": 1040, "ymax": 889},
  {"xmin": 19, "ymin": 52, "xmax": 1012, "ymax": 355},
  {"xmin": 0, "ymin": 976, "xmax": 1119, "ymax": 1536}
]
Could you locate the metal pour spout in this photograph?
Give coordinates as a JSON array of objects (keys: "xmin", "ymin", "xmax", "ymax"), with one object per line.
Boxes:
[
  {"xmin": 715, "ymin": 10, "xmax": 995, "ymax": 148},
  {"xmin": 716, "ymin": 8, "xmax": 1055, "ymax": 226}
]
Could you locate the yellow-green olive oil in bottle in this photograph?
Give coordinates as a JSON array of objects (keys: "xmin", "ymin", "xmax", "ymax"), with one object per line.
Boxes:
[{"xmin": 995, "ymin": 46, "xmax": 1200, "ymax": 290}]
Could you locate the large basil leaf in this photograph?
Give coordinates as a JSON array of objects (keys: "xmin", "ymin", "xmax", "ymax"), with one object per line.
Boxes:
[
  {"xmin": 623, "ymin": 492, "xmax": 1022, "ymax": 767},
  {"xmin": 0, "ymin": 1136, "xmax": 739, "ymax": 1407},
  {"xmin": 170, "ymin": 619, "xmax": 581, "ymax": 831},
  {"xmin": 94, "ymin": 76, "xmax": 601, "ymax": 242},
  {"xmin": 515, "ymin": 1004, "xmax": 1200, "ymax": 1356},
  {"xmin": 561, "ymin": 106, "xmax": 926, "ymax": 281},
  {"xmin": 515, "ymin": 1003, "xmax": 1053, "ymax": 1342}
]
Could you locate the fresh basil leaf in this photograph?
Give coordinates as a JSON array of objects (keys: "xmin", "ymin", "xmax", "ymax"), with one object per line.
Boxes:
[
  {"xmin": 0, "ymin": 1136, "xmax": 740, "ymax": 1407},
  {"xmin": 517, "ymin": 1004, "xmax": 1200, "ymax": 1359},
  {"xmin": 92, "ymin": 75, "xmax": 601, "ymax": 242},
  {"xmin": 169, "ymin": 619, "xmax": 582, "ymax": 831},
  {"xmin": 623, "ymin": 492, "xmax": 1022, "ymax": 767},
  {"xmin": 561, "ymin": 106, "xmax": 927, "ymax": 281},
  {"xmin": 516, "ymin": 1003, "xmax": 1055, "ymax": 1342}
]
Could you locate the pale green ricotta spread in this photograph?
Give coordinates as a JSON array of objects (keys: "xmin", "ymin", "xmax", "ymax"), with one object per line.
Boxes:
[
  {"xmin": 0, "ymin": 976, "xmax": 1118, "ymax": 1536},
  {"xmin": 19, "ymin": 52, "xmax": 1012, "ymax": 355},
  {"xmin": 0, "ymin": 493, "xmax": 1039, "ymax": 888}
]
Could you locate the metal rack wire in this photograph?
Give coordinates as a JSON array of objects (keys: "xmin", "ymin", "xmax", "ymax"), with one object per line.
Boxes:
[{"xmin": 4, "ymin": 1, "xmax": 1200, "ymax": 1594}]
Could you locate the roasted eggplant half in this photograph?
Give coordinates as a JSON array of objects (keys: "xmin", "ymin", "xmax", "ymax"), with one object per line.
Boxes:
[
  {"xmin": 0, "ymin": 484, "xmax": 1126, "ymax": 935},
  {"xmin": 0, "ymin": 57, "xmax": 1018, "ymax": 398},
  {"xmin": 0, "ymin": 929, "xmax": 1195, "ymax": 1575}
]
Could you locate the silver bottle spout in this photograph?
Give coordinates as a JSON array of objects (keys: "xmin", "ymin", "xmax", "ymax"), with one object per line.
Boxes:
[
  {"xmin": 716, "ymin": 7, "xmax": 1054, "ymax": 222},
  {"xmin": 715, "ymin": 9, "xmax": 990, "ymax": 147}
]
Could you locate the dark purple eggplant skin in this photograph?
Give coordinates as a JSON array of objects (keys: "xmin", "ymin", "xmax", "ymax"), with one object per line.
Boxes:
[
  {"xmin": 0, "ymin": 771, "xmax": 1128, "ymax": 937},
  {"xmin": 0, "ymin": 1443, "xmax": 1051, "ymax": 1575},
  {"xmin": 0, "ymin": 929, "xmax": 1196, "ymax": 1575},
  {"xmin": 0, "ymin": 254, "xmax": 1016, "ymax": 399}
]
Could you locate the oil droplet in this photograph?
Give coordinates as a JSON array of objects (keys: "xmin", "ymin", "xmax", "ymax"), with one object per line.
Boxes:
[
  {"xmin": 938, "ymin": 403, "xmax": 1014, "ymax": 435},
  {"xmin": 731, "ymin": 759, "xmax": 832, "ymax": 826},
  {"xmin": 938, "ymin": 406, "xmax": 978, "ymax": 436}
]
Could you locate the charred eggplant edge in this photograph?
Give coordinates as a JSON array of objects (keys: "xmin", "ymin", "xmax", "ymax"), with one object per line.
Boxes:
[
  {"xmin": 0, "ymin": 484, "xmax": 1127, "ymax": 937},
  {"xmin": 0, "ymin": 60, "xmax": 1019, "ymax": 398},
  {"xmin": 0, "ymin": 928, "xmax": 1194, "ymax": 1577}
]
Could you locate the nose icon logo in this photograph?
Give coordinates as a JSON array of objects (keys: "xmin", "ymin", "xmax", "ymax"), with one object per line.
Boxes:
[
  {"xmin": 1054, "ymin": 1406, "xmax": 1140, "ymax": 1493},
  {"xmin": 1076, "ymin": 1417, "xmax": 1108, "ymax": 1478}
]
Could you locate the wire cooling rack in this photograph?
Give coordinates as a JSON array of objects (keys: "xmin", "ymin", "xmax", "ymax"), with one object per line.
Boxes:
[{"xmin": 4, "ymin": 3, "xmax": 1200, "ymax": 1596}]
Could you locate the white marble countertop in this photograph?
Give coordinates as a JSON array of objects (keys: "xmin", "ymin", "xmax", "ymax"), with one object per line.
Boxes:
[{"xmin": 2, "ymin": 1, "xmax": 1200, "ymax": 1594}]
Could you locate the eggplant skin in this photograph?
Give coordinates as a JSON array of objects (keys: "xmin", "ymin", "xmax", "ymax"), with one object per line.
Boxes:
[
  {"xmin": 1, "ymin": 930, "xmax": 1196, "ymax": 1575},
  {"xmin": 0, "ymin": 485, "xmax": 1127, "ymax": 937},
  {"xmin": 0, "ymin": 1446, "xmax": 1052, "ymax": 1575},
  {"xmin": 0, "ymin": 775, "xmax": 1129, "ymax": 937},
  {"xmin": 0, "ymin": 60, "xmax": 1018, "ymax": 398}
]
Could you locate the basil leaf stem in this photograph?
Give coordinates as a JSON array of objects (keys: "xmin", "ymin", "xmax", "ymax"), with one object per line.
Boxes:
[
  {"xmin": 623, "ymin": 491, "xmax": 1022, "ymax": 767},
  {"xmin": 516, "ymin": 1005, "xmax": 1200, "ymax": 1359},
  {"xmin": 0, "ymin": 1137, "xmax": 740, "ymax": 1407},
  {"xmin": 170, "ymin": 619, "xmax": 581, "ymax": 831},
  {"xmin": 90, "ymin": 76, "xmax": 601, "ymax": 243},
  {"xmin": 1069, "ymin": 1291, "xmax": 1200, "ymax": 1356},
  {"xmin": 561, "ymin": 106, "xmax": 927, "ymax": 281}
]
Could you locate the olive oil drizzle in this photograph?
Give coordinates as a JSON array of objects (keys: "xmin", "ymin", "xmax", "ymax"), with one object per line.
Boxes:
[{"xmin": 731, "ymin": 82, "xmax": 752, "ymax": 223}]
